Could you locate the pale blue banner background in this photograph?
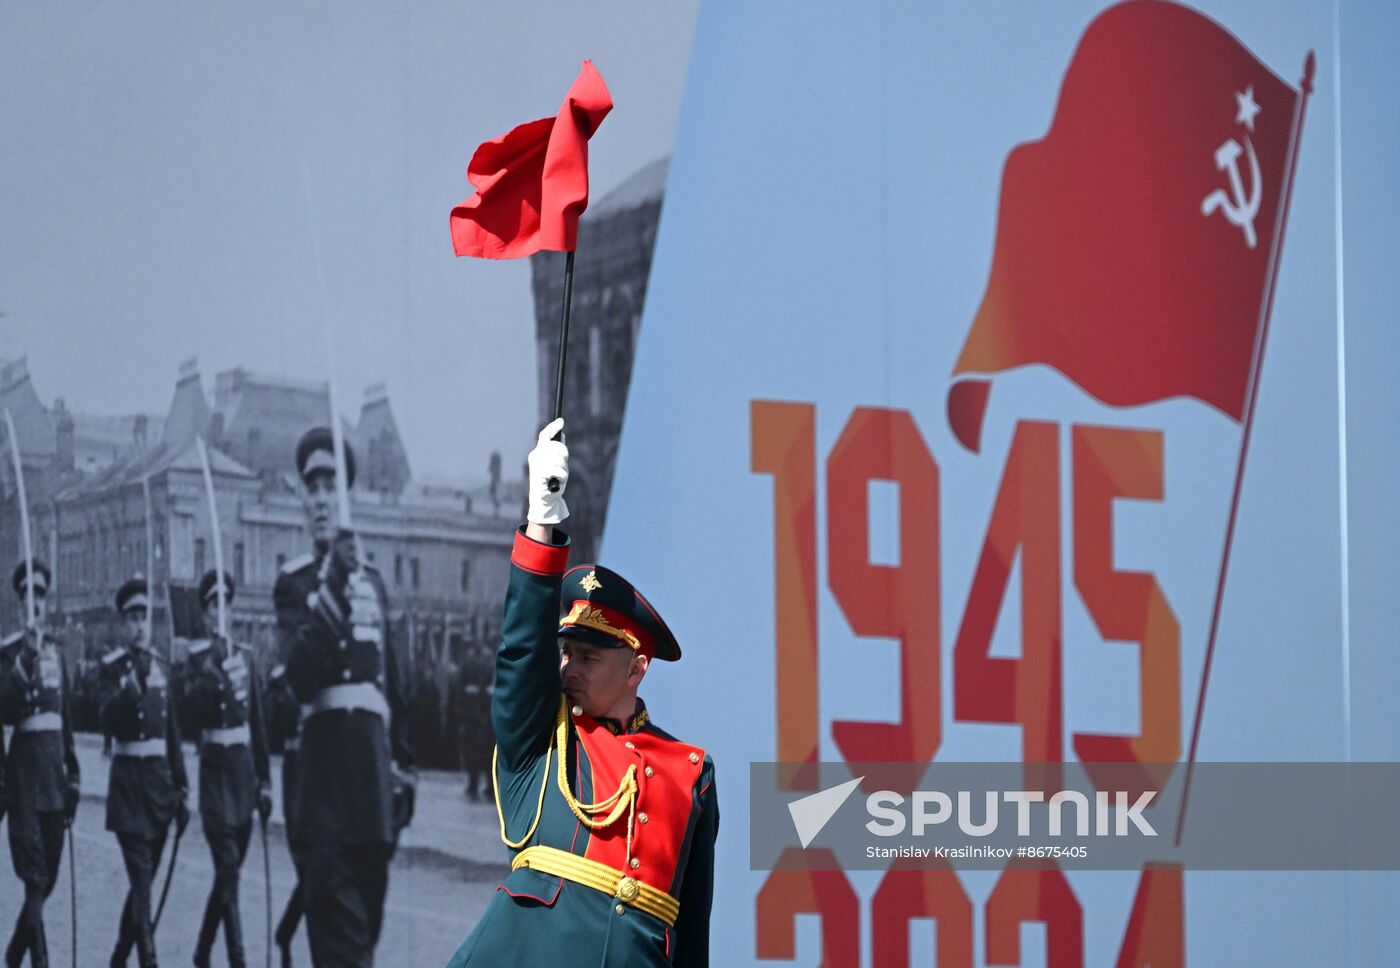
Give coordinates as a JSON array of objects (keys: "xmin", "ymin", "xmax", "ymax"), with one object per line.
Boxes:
[{"xmin": 605, "ymin": 1, "xmax": 1400, "ymax": 964}]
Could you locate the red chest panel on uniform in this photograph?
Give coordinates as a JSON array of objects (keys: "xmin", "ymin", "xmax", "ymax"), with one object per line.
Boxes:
[{"xmin": 573, "ymin": 713, "xmax": 704, "ymax": 894}]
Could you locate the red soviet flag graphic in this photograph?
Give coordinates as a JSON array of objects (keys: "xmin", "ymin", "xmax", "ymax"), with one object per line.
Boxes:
[
  {"xmin": 948, "ymin": 0, "xmax": 1312, "ymax": 452},
  {"xmin": 450, "ymin": 60, "xmax": 612, "ymax": 259}
]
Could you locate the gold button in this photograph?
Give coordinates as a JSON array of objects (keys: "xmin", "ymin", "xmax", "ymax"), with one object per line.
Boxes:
[
  {"xmin": 638, "ymin": 812, "xmax": 648, "ymax": 824},
  {"xmin": 689, "ymin": 752, "xmax": 700, "ymax": 764},
  {"xmin": 629, "ymin": 858, "xmax": 640, "ymax": 869},
  {"xmin": 644, "ymin": 766, "xmax": 654, "ymax": 778},
  {"xmin": 624, "ymin": 741, "xmax": 635, "ymax": 749},
  {"xmin": 615, "ymin": 904, "xmax": 625, "ymax": 916},
  {"xmin": 571, "ymin": 705, "xmax": 583, "ymax": 717}
]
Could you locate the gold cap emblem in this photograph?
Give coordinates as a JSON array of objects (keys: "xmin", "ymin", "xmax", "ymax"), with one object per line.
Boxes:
[{"xmin": 580, "ymin": 570, "xmax": 603, "ymax": 594}]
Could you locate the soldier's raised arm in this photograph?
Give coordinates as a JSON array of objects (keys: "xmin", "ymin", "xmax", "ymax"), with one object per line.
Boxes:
[{"xmin": 491, "ymin": 418, "xmax": 571, "ymax": 773}]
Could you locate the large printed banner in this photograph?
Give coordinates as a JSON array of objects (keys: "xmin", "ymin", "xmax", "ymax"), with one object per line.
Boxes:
[{"xmin": 606, "ymin": 0, "xmax": 1392, "ymax": 964}]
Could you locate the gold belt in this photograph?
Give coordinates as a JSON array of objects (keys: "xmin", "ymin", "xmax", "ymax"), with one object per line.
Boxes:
[{"xmin": 511, "ymin": 844, "xmax": 679, "ymax": 926}]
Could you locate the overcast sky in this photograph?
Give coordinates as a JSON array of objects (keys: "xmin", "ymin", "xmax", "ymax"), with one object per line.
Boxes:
[{"xmin": 0, "ymin": 0, "xmax": 698, "ymax": 482}]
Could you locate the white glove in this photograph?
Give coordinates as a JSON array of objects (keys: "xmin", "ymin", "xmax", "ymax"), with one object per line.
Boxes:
[{"xmin": 527, "ymin": 418, "xmax": 569, "ymax": 525}]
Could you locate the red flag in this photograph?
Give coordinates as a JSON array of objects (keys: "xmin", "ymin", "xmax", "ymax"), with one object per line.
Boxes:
[
  {"xmin": 450, "ymin": 61, "xmax": 612, "ymax": 259},
  {"xmin": 947, "ymin": 0, "xmax": 1310, "ymax": 452}
]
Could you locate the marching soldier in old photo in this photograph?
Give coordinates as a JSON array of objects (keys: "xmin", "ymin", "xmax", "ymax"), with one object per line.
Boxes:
[
  {"xmin": 101, "ymin": 577, "xmax": 189, "ymax": 968},
  {"xmin": 445, "ymin": 420, "xmax": 718, "ymax": 967},
  {"xmin": 0, "ymin": 561, "xmax": 80, "ymax": 968},
  {"xmin": 182, "ymin": 570, "xmax": 272, "ymax": 968},
  {"xmin": 275, "ymin": 427, "xmax": 415, "ymax": 967}
]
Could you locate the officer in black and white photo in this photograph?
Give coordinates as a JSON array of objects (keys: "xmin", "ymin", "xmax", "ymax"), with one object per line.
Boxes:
[
  {"xmin": 181, "ymin": 569, "xmax": 272, "ymax": 968},
  {"xmin": 0, "ymin": 561, "xmax": 79, "ymax": 968},
  {"xmin": 100, "ymin": 577, "xmax": 188, "ymax": 968},
  {"xmin": 275, "ymin": 428, "xmax": 415, "ymax": 967}
]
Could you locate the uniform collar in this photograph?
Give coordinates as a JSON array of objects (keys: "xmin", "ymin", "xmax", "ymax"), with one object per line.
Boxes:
[{"xmin": 595, "ymin": 699, "xmax": 649, "ymax": 736}]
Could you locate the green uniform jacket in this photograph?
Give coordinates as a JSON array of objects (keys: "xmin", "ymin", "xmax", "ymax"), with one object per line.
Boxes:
[{"xmin": 446, "ymin": 529, "xmax": 718, "ymax": 968}]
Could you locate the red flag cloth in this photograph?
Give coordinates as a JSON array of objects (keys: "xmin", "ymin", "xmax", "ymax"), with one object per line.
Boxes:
[
  {"xmin": 450, "ymin": 61, "xmax": 612, "ymax": 259},
  {"xmin": 948, "ymin": 0, "xmax": 1309, "ymax": 452}
]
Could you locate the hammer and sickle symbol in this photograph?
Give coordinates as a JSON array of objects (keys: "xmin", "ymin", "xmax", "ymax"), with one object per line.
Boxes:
[{"xmin": 1201, "ymin": 135, "xmax": 1262, "ymax": 249}]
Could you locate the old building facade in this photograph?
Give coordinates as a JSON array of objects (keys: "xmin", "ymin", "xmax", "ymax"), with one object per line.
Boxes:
[{"xmin": 0, "ymin": 357, "xmax": 520, "ymax": 692}]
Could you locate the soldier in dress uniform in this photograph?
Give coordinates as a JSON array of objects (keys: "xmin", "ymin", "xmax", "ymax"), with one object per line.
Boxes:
[
  {"xmin": 446, "ymin": 420, "xmax": 718, "ymax": 967},
  {"xmin": 274, "ymin": 427, "xmax": 414, "ymax": 967},
  {"xmin": 101, "ymin": 577, "xmax": 189, "ymax": 968},
  {"xmin": 0, "ymin": 562, "xmax": 80, "ymax": 968},
  {"xmin": 263, "ymin": 661, "xmax": 304, "ymax": 968},
  {"xmin": 182, "ymin": 570, "xmax": 273, "ymax": 968}
]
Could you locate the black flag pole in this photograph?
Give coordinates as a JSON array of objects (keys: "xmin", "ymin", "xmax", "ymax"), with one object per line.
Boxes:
[{"xmin": 546, "ymin": 248, "xmax": 577, "ymax": 492}]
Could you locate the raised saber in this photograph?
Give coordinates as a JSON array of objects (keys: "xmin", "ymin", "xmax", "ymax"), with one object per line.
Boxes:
[
  {"xmin": 3, "ymin": 409, "xmax": 36, "ymax": 631},
  {"xmin": 317, "ymin": 302, "xmax": 364, "ymax": 564},
  {"xmin": 194, "ymin": 437, "xmax": 229, "ymax": 639},
  {"xmin": 141, "ymin": 475, "xmax": 156, "ymax": 653},
  {"xmin": 300, "ymin": 150, "xmax": 361, "ymax": 559}
]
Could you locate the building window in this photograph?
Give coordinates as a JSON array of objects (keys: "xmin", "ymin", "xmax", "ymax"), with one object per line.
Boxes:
[
  {"xmin": 194, "ymin": 538, "xmax": 206, "ymax": 578},
  {"xmin": 234, "ymin": 543, "xmax": 246, "ymax": 584},
  {"xmin": 460, "ymin": 558, "xmax": 471, "ymax": 593},
  {"xmin": 410, "ymin": 557, "xmax": 421, "ymax": 591},
  {"xmin": 394, "ymin": 554, "xmax": 403, "ymax": 587}
]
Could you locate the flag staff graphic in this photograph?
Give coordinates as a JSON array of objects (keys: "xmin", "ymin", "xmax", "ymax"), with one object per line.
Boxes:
[
  {"xmin": 4, "ymin": 409, "xmax": 37, "ymax": 634},
  {"xmin": 1175, "ymin": 50, "xmax": 1316, "ymax": 847},
  {"xmin": 546, "ymin": 250, "xmax": 577, "ymax": 491}
]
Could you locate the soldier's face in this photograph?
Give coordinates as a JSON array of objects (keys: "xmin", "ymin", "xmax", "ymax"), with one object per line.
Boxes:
[
  {"xmin": 201, "ymin": 600, "xmax": 220, "ymax": 636},
  {"xmin": 559, "ymin": 638, "xmax": 646, "ymax": 718},
  {"xmin": 23, "ymin": 593, "xmax": 48, "ymax": 624},
  {"xmin": 302, "ymin": 471, "xmax": 338, "ymax": 546},
  {"xmin": 123, "ymin": 607, "xmax": 148, "ymax": 646}
]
